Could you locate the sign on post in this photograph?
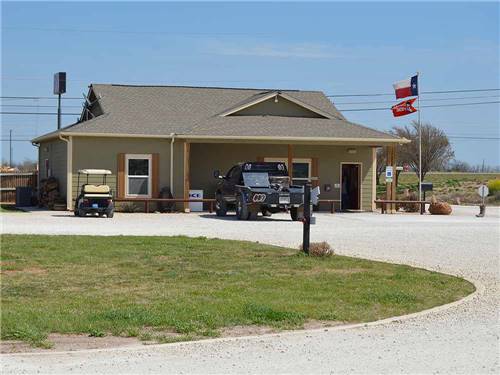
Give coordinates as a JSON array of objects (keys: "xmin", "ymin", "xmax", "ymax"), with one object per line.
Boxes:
[
  {"xmin": 477, "ymin": 185, "xmax": 489, "ymax": 199},
  {"xmin": 385, "ymin": 166, "xmax": 393, "ymax": 183}
]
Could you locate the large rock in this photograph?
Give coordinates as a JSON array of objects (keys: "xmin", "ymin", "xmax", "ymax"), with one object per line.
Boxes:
[{"xmin": 429, "ymin": 201, "xmax": 452, "ymax": 215}]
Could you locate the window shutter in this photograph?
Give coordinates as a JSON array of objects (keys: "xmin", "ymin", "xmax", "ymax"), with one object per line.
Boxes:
[
  {"xmin": 152, "ymin": 153, "xmax": 159, "ymax": 198},
  {"xmin": 117, "ymin": 153, "xmax": 125, "ymax": 198},
  {"xmin": 312, "ymin": 157, "xmax": 319, "ymax": 187}
]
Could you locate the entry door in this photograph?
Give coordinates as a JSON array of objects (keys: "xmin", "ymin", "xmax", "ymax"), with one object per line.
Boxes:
[{"xmin": 341, "ymin": 164, "xmax": 361, "ymax": 210}]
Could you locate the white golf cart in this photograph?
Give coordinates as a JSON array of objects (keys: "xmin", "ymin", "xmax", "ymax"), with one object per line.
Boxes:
[{"xmin": 74, "ymin": 169, "xmax": 114, "ymax": 218}]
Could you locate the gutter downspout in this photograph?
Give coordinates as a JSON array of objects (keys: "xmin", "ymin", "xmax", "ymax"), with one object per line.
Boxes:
[
  {"xmin": 170, "ymin": 133, "xmax": 176, "ymax": 196},
  {"xmin": 59, "ymin": 134, "xmax": 73, "ymax": 211}
]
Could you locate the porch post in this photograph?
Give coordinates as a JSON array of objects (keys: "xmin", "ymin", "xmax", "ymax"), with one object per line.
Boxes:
[
  {"xmin": 287, "ymin": 144, "xmax": 293, "ymax": 181},
  {"xmin": 385, "ymin": 145, "xmax": 397, "ymax": 213},
  {"xmin": 391, "ymin": 145, "xmax": 397, "ymax": 213},
  {"xmin": 183, "ymin": 141, "xmax": 190, "ymax": 213},
  {"xmin": 66, "ymin": 136, "xmax": 73, "ymax": 211}
]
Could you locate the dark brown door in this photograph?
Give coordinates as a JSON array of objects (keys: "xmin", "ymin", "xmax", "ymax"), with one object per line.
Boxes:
[{"xmin": 341, "ymin": 164, "xmax": 360, "ymax": 210}]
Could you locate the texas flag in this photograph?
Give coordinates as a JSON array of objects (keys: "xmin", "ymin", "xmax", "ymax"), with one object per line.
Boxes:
[
  {"xmin": 391, "ymin": 98, "xmax": 417, "ymax": 117},
  {"xmin": 393, "ymin": 75, "xmax": 419, "ymax": 99}
]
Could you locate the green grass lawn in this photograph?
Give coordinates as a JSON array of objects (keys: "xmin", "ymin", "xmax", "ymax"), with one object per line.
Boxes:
[
  {"xmin": 1, "ymin": 235, "xmax": 474, "ymax": 348},
  {"xmin": 0, "ymin": 204, "xmax": 26, "ymax": 213},
  {"xmin": 378, "ymin": 172, "xmax": 500, "ymax": 205}
]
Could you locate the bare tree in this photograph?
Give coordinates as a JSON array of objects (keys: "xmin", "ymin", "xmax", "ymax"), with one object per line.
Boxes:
[{"xmin": 391, "ymin": 121, "xmax": 454, "ymax": 180}]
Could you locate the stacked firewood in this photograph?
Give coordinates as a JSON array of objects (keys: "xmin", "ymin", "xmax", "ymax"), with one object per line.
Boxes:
[{"xmin": 39, "ymin": 177, "xmax": 61, "ymax": 209}]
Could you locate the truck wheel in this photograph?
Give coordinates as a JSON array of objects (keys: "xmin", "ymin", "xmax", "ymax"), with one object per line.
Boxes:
[
  {"xmin": 290, "ymin": 207, "xmax": 304, "ymax": 221},
  {"xmin": 236, "ymin": 194, "xmax": 250, "ymax": 220},
  {"xmin": 215, "ymin": 194, "xmax": 227, "ymax": 216}
]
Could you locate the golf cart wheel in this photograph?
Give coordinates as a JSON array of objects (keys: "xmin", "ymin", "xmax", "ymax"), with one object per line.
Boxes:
[
  {"xmin": 236, "ymin": 194, "xmax": 250, "ymax": 220},
  {"xmin": 78, "ymin": 210, "xmax": 86, "ymax": 217},
  {"xmin": 290, "ymin": 207, "xmax": 304, "ymax": 221},
  {"xmin": 107, "ymin": 211, "xmax": 114, "ymax": 218},
  {"xmin": 74, "ymin": 210, "xmax": 79, "ymax": 216},
  {"xmin": 215, "ymin": 194, "xmax": 227, "ymax": 216}
]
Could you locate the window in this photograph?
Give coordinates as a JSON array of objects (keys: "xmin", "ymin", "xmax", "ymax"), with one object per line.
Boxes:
[
  {"xmin": 265, "ymin": 158, "xmax": 311, "ymax": 185},
  {"xmin": 125, "ymin": 154, "xmax": 152, "ymax": 197}
]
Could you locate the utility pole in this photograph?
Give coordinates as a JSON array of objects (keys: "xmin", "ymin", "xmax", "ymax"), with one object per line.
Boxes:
[
  {"xmin": 53, "ymin": 72, "xmax": 66, "ymax": 130},
  {"xmin": 9, "ymin": 129, "xmax": 13, "ymax": 167},
  {"xmin": 57, "ymin": 92, "xmax": 62, "ymax": 130}
]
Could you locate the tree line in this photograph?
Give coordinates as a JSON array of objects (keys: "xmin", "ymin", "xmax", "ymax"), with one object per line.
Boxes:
[{"xmin": 376, "ymin": 121, "xmax": 499, "ymax": 185}]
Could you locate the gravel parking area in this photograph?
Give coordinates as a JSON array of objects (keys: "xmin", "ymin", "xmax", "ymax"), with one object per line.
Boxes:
[{"xmin": 1, "ymin": 206, "xmax": 499, "ymax": 374}]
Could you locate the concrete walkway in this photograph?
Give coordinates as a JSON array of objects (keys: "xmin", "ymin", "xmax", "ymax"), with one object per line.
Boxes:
[{"xmin": 1, "ymin": 206, "xmax": 499, "ymax": 374}]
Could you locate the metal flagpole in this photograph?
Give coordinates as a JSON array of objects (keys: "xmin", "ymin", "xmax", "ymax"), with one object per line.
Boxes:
[{"xmin": 417, "ymin": 72, "xmax": 422, "ymax": 201}]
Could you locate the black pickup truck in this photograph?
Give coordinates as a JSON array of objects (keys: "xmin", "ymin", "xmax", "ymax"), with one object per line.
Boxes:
[{"xmin": 213, "ymin": 162, "xmax": 304, "ymax": 221}]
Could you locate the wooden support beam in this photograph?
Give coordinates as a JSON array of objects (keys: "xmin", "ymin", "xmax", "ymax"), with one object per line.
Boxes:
[
  {"xmin": 385, "ymin": 145, "xmax": 397, "ymax": 213},
  {"xmin": 390, "ymin": 145, "xmax": 397, "ymax": 213},
  {"xmin": 183, "ymin": 142, "xmax": 190, "ymax": 212},
  {"xmin": 287, "ymin": 144, "xmax": 293, "ymax": 182}
]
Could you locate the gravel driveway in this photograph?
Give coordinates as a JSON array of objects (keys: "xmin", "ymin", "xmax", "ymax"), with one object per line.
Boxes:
[{"xmin": 1, "ymin": 206, "xmax": 499, "ymax": 374}]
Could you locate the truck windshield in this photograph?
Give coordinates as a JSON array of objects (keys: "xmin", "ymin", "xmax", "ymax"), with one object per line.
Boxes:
[{"xmin": 242, "ymin": 172, "xmax": 270, "ymax": 187}]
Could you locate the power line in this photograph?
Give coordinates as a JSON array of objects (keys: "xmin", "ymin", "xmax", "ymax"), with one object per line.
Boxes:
[
  {"xmin": 334, "ymin": 95, "xmax": 500, "ymax": 105},
  {"xmin": 0, "ymin": 104, "xmax": 82, "ymax": 108},
  {"xmin": 448, "ymin": 137, "xmax": 500, "ymax": 140},
  {"xmin": 327, "ymin": 88, "xmax": 500, "ymax": 98},
  {"xmin": 0, "ymin": 96, "xmax": 82, "ymax": 100},
  {"xmin": 1, "ymin": 112, "xmax": 80, "ymax": 115},
  {"xmin": 338, "ymin": 101, "xmax": 500, "ymax": 112},
  {"xmin": 3, "ymin": 26, "xmax": 271, "ymax": 37}
]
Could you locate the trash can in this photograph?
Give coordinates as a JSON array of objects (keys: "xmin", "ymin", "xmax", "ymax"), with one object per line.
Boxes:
[
  {"xmin": 189, "ymin": 190, "xmax": 203, "ymax": 212},
  {"xmin": 15, "ymin": 186, "xmax": 33, "ymax": 207}
]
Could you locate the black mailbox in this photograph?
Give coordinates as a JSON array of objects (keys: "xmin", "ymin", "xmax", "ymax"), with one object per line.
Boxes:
[{"xmin": 421, "ymin": 182, "xmax": 433, "ymax": 192}]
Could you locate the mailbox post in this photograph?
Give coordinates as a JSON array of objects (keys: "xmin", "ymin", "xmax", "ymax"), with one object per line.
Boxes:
[{"xmin": 303, "ymin": 182, "xmax": 311, "ymax": 254}]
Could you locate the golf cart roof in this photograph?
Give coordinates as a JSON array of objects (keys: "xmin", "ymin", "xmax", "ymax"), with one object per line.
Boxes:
[{"xmin": 78, "ymin": 169, "xmax": 112, "ymax": 175}]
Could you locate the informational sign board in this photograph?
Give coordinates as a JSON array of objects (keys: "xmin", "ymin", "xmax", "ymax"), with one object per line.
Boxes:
[
  {"xmin": 385, "ymin": 166, "xmax": 393, "ymax": 183},
  {"xmin": 189, "ymin": 190, "xmax": 203, "ymax": 212},
  {"xmin": 477, "ymin": 185, "xmax": 489, "ymax": 198}
]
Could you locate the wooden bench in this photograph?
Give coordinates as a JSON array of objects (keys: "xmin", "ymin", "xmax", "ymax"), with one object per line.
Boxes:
[
  {"xmin": 114, "ymin": 198, "xmax": 215, "ymax": 213},
  {"xmin": 317, "ymin": 199, "xmax": 341, "ymax": 213},
  {"xmin": 374, "ymin": 200, "xmax": 428, "ymax": 215}
]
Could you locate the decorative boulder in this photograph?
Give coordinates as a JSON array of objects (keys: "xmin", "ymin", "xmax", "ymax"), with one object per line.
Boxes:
[{"xmin": 429, "ymin": 201, "xmax": 452, "ymax": 215}]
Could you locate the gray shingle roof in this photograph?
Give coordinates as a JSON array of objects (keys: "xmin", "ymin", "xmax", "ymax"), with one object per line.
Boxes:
[{"xmin": 35, "ymin": 84, "xmax": 400, "ymax": 142}]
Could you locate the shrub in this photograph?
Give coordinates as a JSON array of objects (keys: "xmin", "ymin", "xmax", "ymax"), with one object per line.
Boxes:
[
  {"xmin": 299, "ymin": 241, "xmax": 334, "ymax": 257},
  {"xmin": 396, "ymin": 191, "xmax": 420, "ymax": 212},
  {"xmin": 116, "ymin": 202, "xmax": 141, "ymax": 213},
  {"xmin": 487, "ymin": 179, "xmax": 500, "ymax": 194}
]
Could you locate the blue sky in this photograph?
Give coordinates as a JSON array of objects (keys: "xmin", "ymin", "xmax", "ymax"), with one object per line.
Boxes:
[{"xmin": 2, "ymin": 1, "xmax": 499, "ymax": 166}]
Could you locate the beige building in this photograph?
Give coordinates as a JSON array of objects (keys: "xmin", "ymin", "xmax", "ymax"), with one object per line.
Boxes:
[{"xmin": 33, "ymin": 84, "xmax": 407, "ymax": 212}]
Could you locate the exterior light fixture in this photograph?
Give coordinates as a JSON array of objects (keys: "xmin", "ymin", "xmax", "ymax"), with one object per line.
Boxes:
[{"xmin": 347, "ymin": 148, "xmax": 357, "ymax": 154}]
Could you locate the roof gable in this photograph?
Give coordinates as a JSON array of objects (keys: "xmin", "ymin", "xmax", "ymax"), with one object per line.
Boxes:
[{"xmin": 219, "ymin": 92, "xmax": 330, "ymax": 119}]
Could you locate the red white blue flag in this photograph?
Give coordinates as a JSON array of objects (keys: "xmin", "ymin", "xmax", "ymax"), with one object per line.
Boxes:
[
  {"xmin": 393, "ymin": 75, "xmax": 418, "ymax": 99},
  {"xmin": 391, "ymin": 98, "xmax": 417, "ymax": 117}
]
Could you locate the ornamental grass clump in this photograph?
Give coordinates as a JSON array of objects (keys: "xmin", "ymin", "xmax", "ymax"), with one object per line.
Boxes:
[{"xmin": 299, "ymin": 241, "xmax": 334, "ymax": 257}]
